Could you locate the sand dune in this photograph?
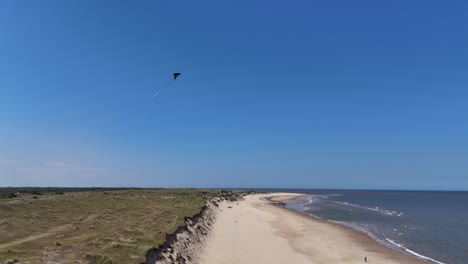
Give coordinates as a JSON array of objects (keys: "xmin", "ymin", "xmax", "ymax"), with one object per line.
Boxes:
[{"xmin": 201, "ymin": 193, "xmax": 427, "ymax": 264}]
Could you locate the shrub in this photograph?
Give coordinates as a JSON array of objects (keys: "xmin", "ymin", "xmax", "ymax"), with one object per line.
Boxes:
[
  {"xmin": 54, "ymin": 241, "xmax": 62, "ymax": 246},
  {"xmin": 4, "ymin": 258, "xmax": 19, "ymax": 264}
]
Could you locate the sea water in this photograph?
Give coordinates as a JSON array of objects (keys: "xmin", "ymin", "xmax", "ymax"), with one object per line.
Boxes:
[{"xmin": 250, "ymin": 189, "xmax": 468, "ymax": 264}]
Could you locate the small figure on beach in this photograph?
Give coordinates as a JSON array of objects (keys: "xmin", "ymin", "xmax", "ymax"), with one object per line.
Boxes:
[{"xmin": 364, "ymin": 255, "xmax": 367, "ymax": 262}]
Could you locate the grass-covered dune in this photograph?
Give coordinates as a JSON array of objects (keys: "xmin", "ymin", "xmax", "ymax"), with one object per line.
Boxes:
[{"xmin": 0, "ymin": 189, "xmax": 207, "ymax": 264}]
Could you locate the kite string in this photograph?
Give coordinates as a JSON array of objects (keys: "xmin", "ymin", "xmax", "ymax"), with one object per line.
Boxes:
[
  {"xmin": 164, "ymin": 79, "xmax": 176, "ymax": 87},
  {"xmin": 149, "ymin": 79, "xmax": 177, "ymax": 100},
  {"xmin": 149, "ymin": 89, "xmax": 164, "ymax": 100}
]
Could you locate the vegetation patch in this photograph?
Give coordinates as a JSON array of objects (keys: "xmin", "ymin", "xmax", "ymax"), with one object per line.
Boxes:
[
  {"xmin": 85, "ymin": 254, "xmax": 116, "ymax": 264},
  {"xmin": 0, "ymin": 189, "xmax": 206, "ymax": 263}
]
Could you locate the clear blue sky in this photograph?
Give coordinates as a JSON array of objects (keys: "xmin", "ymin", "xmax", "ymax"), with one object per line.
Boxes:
[{"xmin": 1, "ymin": 1, "xmax": 467, "ymax": 190}]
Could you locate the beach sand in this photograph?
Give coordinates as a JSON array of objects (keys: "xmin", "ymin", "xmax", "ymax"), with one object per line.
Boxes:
[{"xmin": 201, "ymin": 193, "xmax": 428, "ymax": 264}]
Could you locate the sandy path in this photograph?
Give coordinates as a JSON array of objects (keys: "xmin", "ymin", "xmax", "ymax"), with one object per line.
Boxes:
[
  {"xmin": 0, "ymin": 223, "xmax": 72, "ymax": 250},
  {"xmin": 201, "ymin": 193, "xmax": 427, "ymax": 264}
]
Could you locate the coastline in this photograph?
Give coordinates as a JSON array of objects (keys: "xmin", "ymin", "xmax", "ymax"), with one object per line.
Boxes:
[
  {"xmin": 201, "ymin": 192, "xmax": 429, "ymax": 264},
  {"xmin": 271, "ymin": 193, "xmax": 437, "ymax": 264}
]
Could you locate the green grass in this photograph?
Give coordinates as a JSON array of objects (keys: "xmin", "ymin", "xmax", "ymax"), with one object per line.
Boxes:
[{"xmin": 0, "ymin": 189, "xmax": 206, "ymax": 263}]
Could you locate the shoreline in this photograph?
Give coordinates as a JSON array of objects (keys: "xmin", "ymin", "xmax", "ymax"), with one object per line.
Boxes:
[
  {"xmin": 201, "ymin": 192, "xmax": 429, "ymax": 264},
  {"xmin": 271, "ymin": 193, "xmax": 437, "ymax": 264}
]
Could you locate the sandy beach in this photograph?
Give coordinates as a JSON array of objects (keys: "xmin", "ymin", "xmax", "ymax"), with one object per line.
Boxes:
[{"xmin": 201, "ymin": 193, "xmax": 428, "ymax": 264}]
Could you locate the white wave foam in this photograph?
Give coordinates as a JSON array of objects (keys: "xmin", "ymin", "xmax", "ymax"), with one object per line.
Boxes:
[
  {"xmin": 300, "ymin": 194, "xmax": 335, "ymax": 208},
  {"xmin": 308, "ymin": 213, "xmax": 322, "ymax": 220},
  {"xmin": 385, "ymin": 238, "xmax": 446, "ymax": 264},
  {"xmin": 333, "ymin": 201, "xmax": 403, "ymax": 217},
  {"xmin": 328, "ymin": 221, "xmax": 383, "ymax": 242}
]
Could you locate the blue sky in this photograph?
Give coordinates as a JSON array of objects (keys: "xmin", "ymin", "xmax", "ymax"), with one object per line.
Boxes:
[{"xmin": 1, "ymin": 0, "xmax": 467, "ymax": 189}]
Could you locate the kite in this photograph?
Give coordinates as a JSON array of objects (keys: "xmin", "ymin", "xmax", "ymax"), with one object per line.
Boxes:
[{"xmin": 149, "ymin": 72, "xmax": 181, "ymax": 100}]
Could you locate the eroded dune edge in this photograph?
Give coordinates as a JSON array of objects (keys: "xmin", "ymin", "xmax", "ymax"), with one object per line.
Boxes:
[{"xmin": 143, "ymin": 194, "xmax": 241, "ymax": 264}]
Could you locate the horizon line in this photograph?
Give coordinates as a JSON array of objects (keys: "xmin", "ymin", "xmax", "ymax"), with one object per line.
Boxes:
[{"xmin": 1, "ymin": 186, "xmax": 467, "ymax": 192}]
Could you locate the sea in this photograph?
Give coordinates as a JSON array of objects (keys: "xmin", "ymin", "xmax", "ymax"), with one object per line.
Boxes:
[{"xmin": 245, "ymin": 189, "xmax": 468, "ymax": 264}]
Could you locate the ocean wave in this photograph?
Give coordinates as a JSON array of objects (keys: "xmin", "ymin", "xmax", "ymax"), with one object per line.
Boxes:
[
  {"xmin": 298, "ymin": 195, "xmax": 327, "ymax": 209},
  {"xmin": 308, "ymin": 213, "xmax": 322, "ymax": 220},
  {"xmin": 331, "ymin": 221, "xmax": 383, "ymax": 242},
  {"xmin": 333, "ymin": 201, "xmax": 403, "ymax": 217},
  {"xmin": 385, "ymin": 238, "xmax": 446, "ymax": 264},
  {"xmin": 303, "ymin": 194, "xmax": 341, "ymax": 200}
]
